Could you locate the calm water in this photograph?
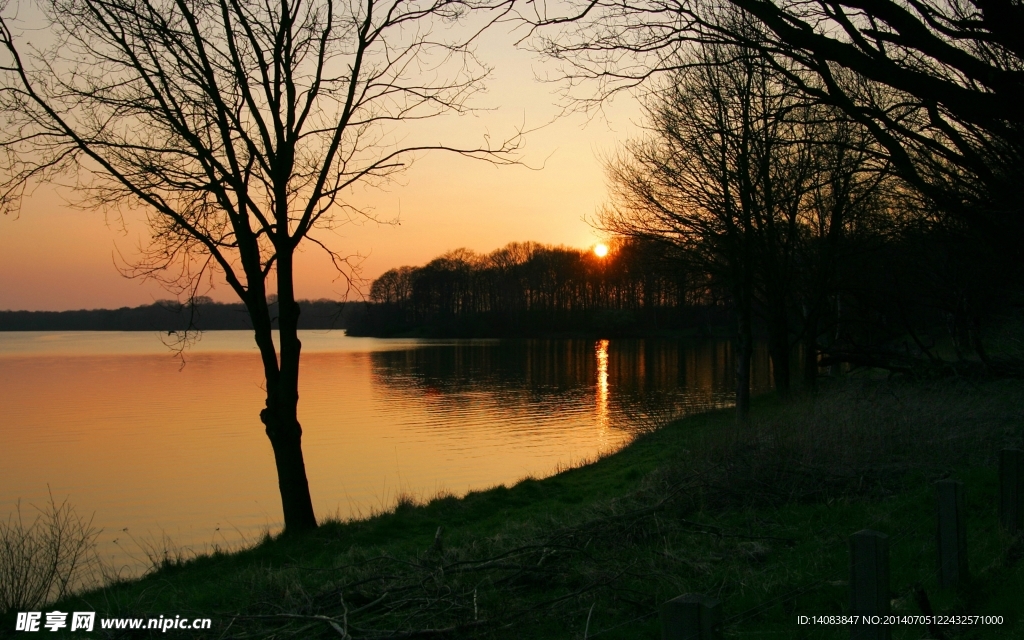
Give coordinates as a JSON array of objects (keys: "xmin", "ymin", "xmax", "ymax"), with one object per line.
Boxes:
[{"xmin": 0, "ymin": 332, "xmax": 770, "ymax": 574}]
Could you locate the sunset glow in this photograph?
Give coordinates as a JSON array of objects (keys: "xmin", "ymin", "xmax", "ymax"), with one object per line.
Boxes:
[
  {"xmin": 0, "ymin": 31, "xmax": 640, "ymax": 312},
  {"xmin": 594, "ymin": 243, "xmax": 609, "ymax": 258}
]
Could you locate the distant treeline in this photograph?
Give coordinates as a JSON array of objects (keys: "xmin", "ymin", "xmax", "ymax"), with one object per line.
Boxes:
[
  {"xmin": 0, "ymin": 298, "xmax": 366, "ymax": 331},
  {"xmin": 347, "ymin": 239, "xmax": 731, "ymax": 338}
]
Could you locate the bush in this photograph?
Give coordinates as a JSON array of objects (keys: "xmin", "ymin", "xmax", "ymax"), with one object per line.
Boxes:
[{"xmin": 0, "ymin": 493, "xmax": 98, "ymax": 613}]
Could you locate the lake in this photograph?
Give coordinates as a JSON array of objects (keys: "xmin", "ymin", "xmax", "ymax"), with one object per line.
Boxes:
[{"xmin": 0, "ymin": 331, "xmax": 771, "ymax": 575}]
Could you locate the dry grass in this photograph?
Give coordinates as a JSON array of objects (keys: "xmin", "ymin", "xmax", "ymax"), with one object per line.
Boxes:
[
  {"xmin": 680, "ymin": 377, "xmax": 1024, "ymax": 510},
  {"xmin": 0, "ymin": 492, "xmax": 99, "ymax": 613}
]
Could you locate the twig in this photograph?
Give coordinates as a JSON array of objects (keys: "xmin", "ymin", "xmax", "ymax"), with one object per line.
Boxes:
[
  {"xmin": 355, "ymin": 619, "xmax": 489, "ymax": 639},
  {"xmin": 677, "ymin": 518, "xmax": 796, "ymax": 543}
]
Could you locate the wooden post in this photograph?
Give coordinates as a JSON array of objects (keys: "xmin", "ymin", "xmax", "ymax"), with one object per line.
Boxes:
[
  {"xmin": 660, "ymin": 594, "xmax": 722, "ymax": 640},
  {"xmin": 849, "ymin": 530, "xmax": 890, "ymax": 640},
  {"xmin": 935, "ymin": 479, "xmax": 968, "ymax": 588},
  {"xmin": 999, "ymin": 449, "xmax": 1024, "ymax": 533}
]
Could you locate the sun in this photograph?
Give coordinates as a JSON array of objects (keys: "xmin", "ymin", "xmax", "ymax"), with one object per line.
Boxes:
[{"xmin": 594, "ymin": 243, "xmax": 609, "ymax": 258}]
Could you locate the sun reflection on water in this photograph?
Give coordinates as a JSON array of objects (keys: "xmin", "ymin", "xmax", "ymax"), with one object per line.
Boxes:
[{"xmin": 596, "ymin": 339, "xmax": 610, "ymax": 440}]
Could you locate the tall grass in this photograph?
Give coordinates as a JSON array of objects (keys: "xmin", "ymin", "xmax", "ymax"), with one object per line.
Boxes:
[
  {"xmin": 0, "ymin": 493, "xmax": 99, "ymax": 613},
  {"xmin": 683, "ymin": 377, "xmax": 1024, "ymax": 508}
]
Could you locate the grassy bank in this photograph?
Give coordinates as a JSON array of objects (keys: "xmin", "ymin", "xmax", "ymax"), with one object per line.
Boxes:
[{"xmin": 8, "ymin": 376, "xmax": 1024, "ymax": 639}]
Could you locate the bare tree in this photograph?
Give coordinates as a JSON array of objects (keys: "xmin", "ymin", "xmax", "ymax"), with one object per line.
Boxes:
[
  {"xmin": 601, "ymin": 29, "xmax": 814, "ymax": 417},
  {"xmin": 722, "ymin": 0, "xmax": 1023, "ymax": 185},
  {"xmin": 527, "ymin": 0, "xmax": 1024, "ymax": 264},
  {"xmin": 0, "ymin": 0, "xmax": 517, "ymax": 531},
  {"xmin": 793, "ymin": 113, "xmax": 892, "ymax": 388}
]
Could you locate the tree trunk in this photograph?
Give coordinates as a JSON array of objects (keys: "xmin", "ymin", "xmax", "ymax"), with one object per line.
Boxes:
[
  {"xmin": 273, "ymin": 252, "xmax": 317, "ymax": 532},
  {"xmin": 261, "ymin": 404, "xmax": 317, "ymax": 532},
  {"xmin": 767, "ymin": 311, "xmax": 791, "ymax": 398},
  {"xmin": 969, "ymin": 315, "xmax": 992, "ymax": 368},
  {"xmin": 829, "ymin": 293, "xmax": 844, "ymax": 377},
  {"xmin": 252, "ymin": 250, "xmax": 318, "ymax": 533},
  {"xmin": 802, "ymin": 314, "xmax": 819, "ymax": 391},
  {"xmin": 735, "ymin": 286, "xmax": 753, "ymax": 423}
]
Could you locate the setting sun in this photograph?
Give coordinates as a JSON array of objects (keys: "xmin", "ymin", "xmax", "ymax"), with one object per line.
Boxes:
[{"xmin": 594, "ymin": 243, "xmax": 609, "ymax": 258}]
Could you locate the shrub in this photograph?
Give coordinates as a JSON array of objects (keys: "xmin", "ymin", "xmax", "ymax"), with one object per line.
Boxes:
[{"xmin": 0, "ymin": 493, "xmax": 98, "ymax": 612}]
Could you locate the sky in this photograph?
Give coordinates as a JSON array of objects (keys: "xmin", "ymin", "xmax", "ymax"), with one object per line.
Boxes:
[{"xmin": 0, "ymin": 23, "xmax": 641, "ymax": 312}]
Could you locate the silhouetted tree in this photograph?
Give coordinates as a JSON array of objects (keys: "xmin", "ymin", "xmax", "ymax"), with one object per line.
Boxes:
[
  {"xmin": 723, "ymin": 0, "xmax": 1024, "ymax": 250},
  {"xmin": 601, "ymin": 23, "xmax": 821, "ymax": 417},
  {"xmin": 0, "ymin": 0, "xmax": 516, "ymax": 531},
  {"xmin": 528, "ymin": 0, "xmax": 1024, "ymax": 268},
  {"xmin": 791, "ymin": 115, "xmax": 893, "ymax": 387}
]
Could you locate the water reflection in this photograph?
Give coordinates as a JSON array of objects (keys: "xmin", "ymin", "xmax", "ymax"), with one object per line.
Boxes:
[
  {"xmin": 2, "ymin": 333, "xmax": 772, "ymax": 577},
  {"xmin": 368, "ymin": 338, "xmax": 772, "ymax": 433},
  {"xmin": 596, "ymin": 339, "xmax": 609, "ymax": 435}
]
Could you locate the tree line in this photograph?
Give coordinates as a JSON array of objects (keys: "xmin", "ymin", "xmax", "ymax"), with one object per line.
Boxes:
[
  {"xmin": 0, "ymin": 299, "xmax": 365, "ymax": 332},
  {"xmin": 350, "ymin": 240, "xmax": 730, "ymax": 337}
]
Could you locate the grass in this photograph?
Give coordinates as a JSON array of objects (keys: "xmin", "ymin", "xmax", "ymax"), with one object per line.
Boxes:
[{"xmin": 4, "ymin": 375, "xmax": 1023, "ymax": 639}]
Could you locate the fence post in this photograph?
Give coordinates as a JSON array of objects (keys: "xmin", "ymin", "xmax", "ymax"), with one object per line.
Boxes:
[
  {"xmin": 999, "ymin": 449, "xmax": 1024, "ymax": 533},
  {"xmin": 935, "ymin": 479, "xmax": 968, "ymax": 588},
  {"xmin": 849, "ymin": 530, "xmax": 890, "ymax": 640},
  {"xmin": 660, "ymin": 594, "xmax": 722, "ymax": 640}
]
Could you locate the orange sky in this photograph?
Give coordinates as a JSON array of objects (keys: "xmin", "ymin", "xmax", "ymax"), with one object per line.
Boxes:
[{"xmin": 0, "ymin": 28, "xmax": 640, "ymax": 312}]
